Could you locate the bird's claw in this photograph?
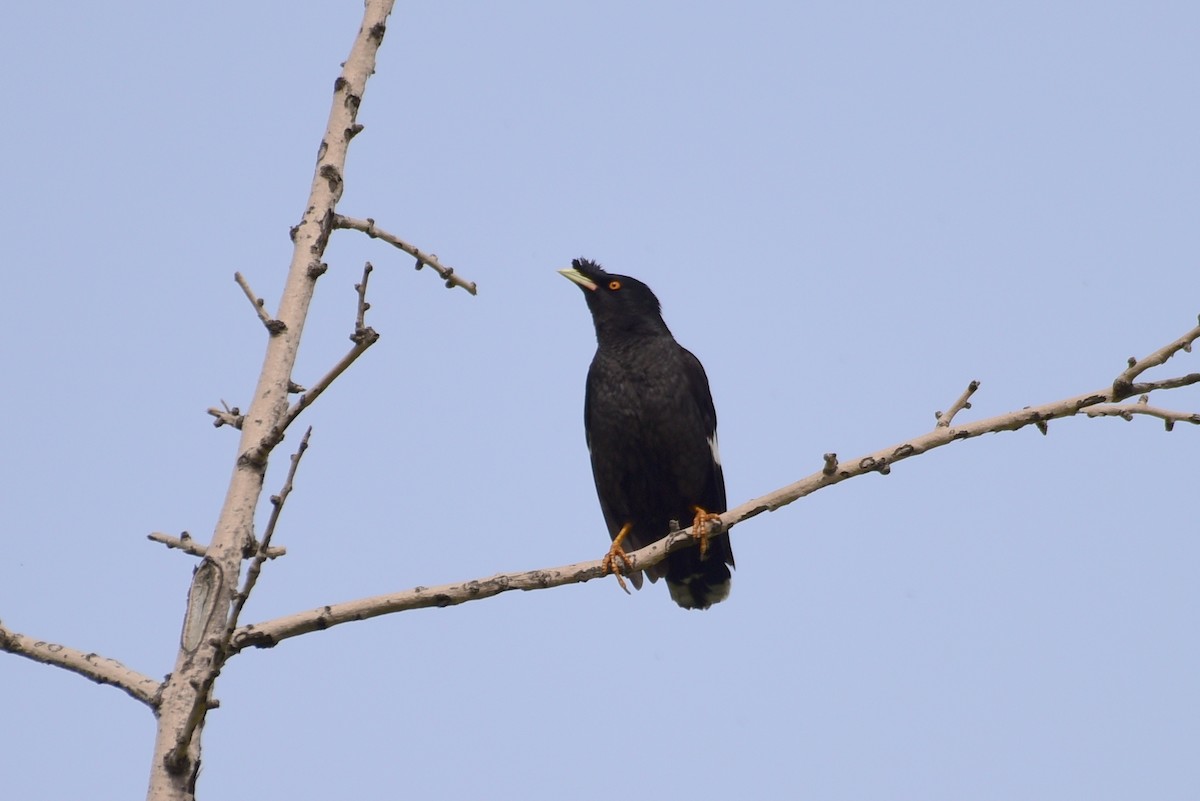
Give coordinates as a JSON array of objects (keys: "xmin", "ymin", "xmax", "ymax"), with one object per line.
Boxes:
[
  {"xmin": 602, "ymin": 541, "xmax": 634, "ymax": 594},
  {"xmin": 691, "ymin": 507, "xmax": 723, "ymax": 559}
]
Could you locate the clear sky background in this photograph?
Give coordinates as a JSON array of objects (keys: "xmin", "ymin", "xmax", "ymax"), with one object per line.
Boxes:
[{"xmin": 2, "ymin": 2, "xmax": 1198, "ymax": 799}]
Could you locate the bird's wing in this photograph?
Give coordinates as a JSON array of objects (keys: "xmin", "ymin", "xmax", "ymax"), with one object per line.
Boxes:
[
  {"xmin": 583, "ymin": 375, "xmax": 593, "ymax": 455},
  {"xmin": 679, "ymin": 345, "xmax": 727, "ymax": 513},
  {"xmin": 582, "ymin": 366, "xmax": 622, "ymax": 536}
]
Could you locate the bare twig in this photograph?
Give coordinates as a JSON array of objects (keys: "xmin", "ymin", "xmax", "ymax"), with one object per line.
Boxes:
[
  {"xmin": 1112, "ymin": 315, "xmax": 1200, "ymax": 397},
  {"xmin": 935, "ymin": 380, "xmax": 980, "ymax": 427},
  {"xmin": 0, "ymin": 621, "xmax": 160, "ymax": 708},
  {"xmin": 1130, "ymin": 374, "xmax": 1200, "ymax": 394},
  {"xmin": 1085, "ymin": 395, "xmax": 1200, "ymax": 431},
  {"xmin": 227, "ymin": 428, "xmax": 313, "ymax": 637},
  {"xmin": 148, "ymin": 531, "xmax": 286, "ymax": 560},
  {"xmin": 333, "ymin": 214, "xmax": 478, "ymax": 295},
  {"xmin": 284, "ymin": 322, "xmax": 380, "ymax": 431},
  {"xmin": 232, "ymin": 357, "xmax": 1200, "ymax": 652},
  {"xmin": 355, "ymin": 262, "xmax": 373, "ymax": 332},
  {"xmin": 234, "ymin": 272, "xmax": 285, "ymax": 334}
]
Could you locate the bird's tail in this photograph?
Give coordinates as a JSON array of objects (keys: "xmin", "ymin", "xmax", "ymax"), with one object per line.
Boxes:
[{"xmin": 663, "ymin": 534, "xmax": 734, "ymax": 610}]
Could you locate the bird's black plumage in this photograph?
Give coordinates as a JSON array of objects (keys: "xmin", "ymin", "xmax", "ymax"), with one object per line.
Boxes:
[{"xmin": 560, "ymin": 257, "xmax": 734, "ymax": 609}]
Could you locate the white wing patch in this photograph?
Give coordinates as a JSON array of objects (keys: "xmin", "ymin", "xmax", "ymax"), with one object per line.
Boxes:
[{"xmin": 707, "ymin": 433, "xmax": 721, "ymax": 467}]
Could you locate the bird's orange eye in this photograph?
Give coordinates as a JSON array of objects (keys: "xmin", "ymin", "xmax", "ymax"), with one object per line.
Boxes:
[{"xmin": 608, "ymin": 280, "xmax": 621, "ymax": 290}]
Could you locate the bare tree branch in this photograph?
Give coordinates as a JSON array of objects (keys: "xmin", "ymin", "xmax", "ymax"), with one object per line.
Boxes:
[
  {"xmin": 234, "ymin": 272, "xmax": 285, "ymax": 334},
  {"xmin": 354, "ymin": 261, "xmax": 373, "ymax": 331},
  {"xmin": 1085, "ymin": 395, "xmax": 1200, "ymax": 430},
  {"xmin": 0, "ymin": 621, "xmax": 160, "ymax": 708},
  {"xmin": 282, "ymin": 270, "xmax": 381, "ymax": 431},
  {"xmin": 148, "ymin": 531, "xmax": 286, "ymax": 560},
  {"xmin": 935, "ymin": 380, "xmax": 980, "ymax": 427},
  {"xmin": 232, "ymin": 350, "xmax": 1200, "ymax": 653},
  {"xmin": 1112, "ymin": 315, "xmax": 1200, "ymax": 397},
  {"xmin": 147, "ymin": 4, "xmax": 398, "ymax": 797},
  {"xmin": 333, "ymin": 214, "xmax": 478, "ymax": 295},
  {"xmin": 1128, "ymin": 375, "xmax": 1200, "ymax": 394},
  {"xmin": 227, "ymin": 428, "xmax": 313, "ymax": 635},
  {"xmin": 284, "ymin": 337, "xmax": 378, "ymax": 430}
]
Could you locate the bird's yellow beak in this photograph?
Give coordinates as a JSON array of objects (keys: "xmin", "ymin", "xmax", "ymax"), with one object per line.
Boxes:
[{"xmin": 558, "ymin": 267, "xmax": 597, "ymax": 291}]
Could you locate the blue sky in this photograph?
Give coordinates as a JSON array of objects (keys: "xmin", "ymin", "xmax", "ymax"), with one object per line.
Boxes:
[{"xmin": 2, "ymin": 2, "xmax": 1198, "ymax": 799}]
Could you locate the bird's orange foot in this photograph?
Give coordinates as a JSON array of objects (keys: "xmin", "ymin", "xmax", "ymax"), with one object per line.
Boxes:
[
  {"xmin": 602, "ymin": 541, "xmax": 633, "ymax": 593},
  {"xmin": 602, "ymin": 523, "xmax": 634, "ymax": 594},
  {"xmin": 691, "ymin": 507, "xmax": 723, "ymax": 559}
]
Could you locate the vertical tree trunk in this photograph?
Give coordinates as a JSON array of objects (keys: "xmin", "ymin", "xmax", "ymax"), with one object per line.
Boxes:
[{"xmin": 144, "ymin": 3, "xmax": 396, "ymax": 798}]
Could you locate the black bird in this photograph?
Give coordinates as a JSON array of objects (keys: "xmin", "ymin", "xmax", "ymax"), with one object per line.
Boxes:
[{"xmin": 559, "ymin": 258, "xmax": 734, "ymax": 609}]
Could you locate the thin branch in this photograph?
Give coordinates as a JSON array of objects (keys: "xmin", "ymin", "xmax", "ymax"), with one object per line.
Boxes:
[
  {"xmin": 1085, "ymin": 395, "xmax": 1200, "ymax": 431},
  {"xmin": 0, "ymin": 621, "xmax": 160, "ymax": 708},
  {"xmin": 1112, "ymin": 315, "xmax": 1200, "ymax": 397},
  {"xmin": 148, "ymin": 531, "xmax": 286, "ymax": 560},
  {"xmin": 232, "ymin": 560, "xmax": 610, "ymax": 651},
  {"xmin": 355, "ymin": 261, "xmax": 373, "ymax": 331},
  {"xmin": 232, "ymin": 361, "xmax": 1200, "ymax": 652},
  {"xmin": 333, "ymin": 214, "xmax": 478, "ymax": 295},
  {"xmin": 283, "ymin": 320, "xmax": 380, "ymax": 431},
  {"xmin": 234, "ymin": 272, "xmax": 286, "ymax": 334},
  {"xmin": 227, "ymin": 428, "xmax": 313, "ymax": 636},
  {"xmin": 935, "ymin": 380, "xmax": 980, "ymax": 427},
  {"xmin": 1131, "ymin": 374, "xmax": 1200, "ymax": 394}
]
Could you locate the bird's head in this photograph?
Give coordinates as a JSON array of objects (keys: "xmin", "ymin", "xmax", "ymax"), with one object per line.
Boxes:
[{"xmin": 558, "ymin": 258, "xmax": 670, "ymax": 340}]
